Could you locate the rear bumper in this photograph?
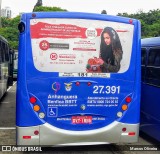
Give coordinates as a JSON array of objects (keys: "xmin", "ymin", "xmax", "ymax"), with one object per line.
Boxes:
[{"xmin": 17, "ymin": 121, "xmax": 139, "ymax": 145}]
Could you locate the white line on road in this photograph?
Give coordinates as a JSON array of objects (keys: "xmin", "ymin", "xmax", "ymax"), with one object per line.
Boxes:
[
  {"xmin": 7, "ymin": 81, "xmax": 17, "ymax": 92},
  {"xmin": 0, "ymin": 127, "xmax": 16, "ymax": 130},
  {"xmin": 1, "ymin": 102, "xmax": 10, "ymax": 104}
]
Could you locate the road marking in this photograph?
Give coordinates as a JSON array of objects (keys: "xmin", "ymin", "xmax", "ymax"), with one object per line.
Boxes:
[
  {"xmin": 7, "ymin": 86, "xmax": 12, "ymax": 92},
  {"xmin": 13, "ymin": 81, "xmax": 17, "ymax": 85},
  {"xmin": 1, "ymin": 102, "xmax": 10, "ymax": 104},
  {"xmin": 7, "ymin": 81, "xmax": 17, "ymax": 92},
  {"xmin": 0, "ymin": 127, "xmax": 16, "ymax": 130}
]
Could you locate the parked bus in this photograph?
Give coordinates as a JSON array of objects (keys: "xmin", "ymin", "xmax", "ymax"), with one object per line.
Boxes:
[
  {"xmin": 140, "ymin": 37, "xmax": 160, "ymax": 142},
  {"xmin": 16, "ymin": 12, "xmax": 141, "ymax": 145},
  {"xmin": 13, "ymin": 50, "xmax": 18, "ymax": 80},
  {"xmin": 0, "ymin": 35, "xmax": 13, "ymax": 100}
]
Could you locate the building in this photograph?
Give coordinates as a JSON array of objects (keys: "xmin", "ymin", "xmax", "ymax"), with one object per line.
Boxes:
[{"xmin": 1, "ymin": 7, "xmax": 12, "ymax": 18}]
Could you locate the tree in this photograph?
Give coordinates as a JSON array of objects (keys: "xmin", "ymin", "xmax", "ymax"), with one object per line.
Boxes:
[
  {"xmin": 33, "ymin": 0, "xmax": 43, "ymax": 11},
  {"xmin": 0, "ymin": 16, "xmax": 20, "ymax": 49},
  {"xmin": 33, "ymin": 6, "xmax": 67, "ymax": 12},
  {"xmin": 117, "ymin": 9, "xmax": 160, "ymax": 38},
  {"xmin": 101, "ymin": 10, "xmax": 107, "ymax": 14},
  {"xmin": 0, "ymin": 4, "xmax": 67, "ymax": 50},
  {"xmin": 0, "ymin": 27, "xmax": 19, "ymax": 49}
]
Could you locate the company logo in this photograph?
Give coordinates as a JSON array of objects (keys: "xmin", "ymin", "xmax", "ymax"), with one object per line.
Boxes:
[
  {"xmin": 50, "ymin": 53, "xmax": 58, "ymax": 60},
  {"xmin": 39, "ymin": 40, "xmax": 50, "ymax": 50},
  {"xmin": 52, "ymin": 82, "xmax": 60, "ymax": 93},
  {"xmin": 64, "ymin": 83, "xmax": 72, "ymax": 91},
  {"xmin": 85, "ymin": 27, "xmax": 97, "ymax": 39}
]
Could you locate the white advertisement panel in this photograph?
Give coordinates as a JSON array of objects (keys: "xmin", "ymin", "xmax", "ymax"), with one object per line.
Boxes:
[{"xmin": 30, "ymin": 18, "xmax": 133, "ymax": 74}]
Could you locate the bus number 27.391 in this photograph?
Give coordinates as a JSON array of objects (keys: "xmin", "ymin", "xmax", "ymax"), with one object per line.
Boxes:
[{"xmin": 93, "ymin": 85, "xmax": 120, "ymax": 94}]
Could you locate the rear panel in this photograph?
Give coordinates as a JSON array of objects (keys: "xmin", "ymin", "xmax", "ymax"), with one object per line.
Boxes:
[{"xmin": 16, "ymin": 12, "xmax": 141, "ymax": 145}]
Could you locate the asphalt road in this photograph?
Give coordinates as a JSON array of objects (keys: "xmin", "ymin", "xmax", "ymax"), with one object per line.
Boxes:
[{"xmin": 0, "ymin": 83, "xmax": 159, "ymax": 154}]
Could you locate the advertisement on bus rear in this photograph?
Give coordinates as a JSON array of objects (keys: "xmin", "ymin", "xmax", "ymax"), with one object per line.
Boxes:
[{"xmin": 30, "ymin": 18, "xmax": 134, "ymax": 75}]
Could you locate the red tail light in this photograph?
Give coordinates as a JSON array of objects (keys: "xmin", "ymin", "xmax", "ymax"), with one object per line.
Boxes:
[
  {"xmin": 34, "ymin": 130, "xmax": 39, "ymax": 135},
  {"xmin": 76, "ymin": 82, "xmax": 80, "ymax": 86},
  {"xmin": 32, "ymin": 13, "xmax": 36, "ymax": 18},
  {"xmin": 129, "ymin": 19, "xmax": 133, "ymax": 24},
  {"xmin": 128, "ymin": 132, "xmax": 135, "ymax": 136},
  {"xmin": 23, "ymin": 136, "xmax": 31, "ymax": 139},
  {"xmin": 122, "ymin": 128, "xmax": 126, "ymax": 132},
  {"xmin": 30, "ymin": 97, "xmax": 37, "ymax": 104},
  {"xmin": 125, "ymin": 97, "xmax": 132, "ymax": 103}
]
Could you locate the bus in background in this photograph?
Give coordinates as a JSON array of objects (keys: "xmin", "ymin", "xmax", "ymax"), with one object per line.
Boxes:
[
  {"xmin": 0, "ymin": 35, "xmax": 13, "ymax": 100},
  {"xmin": 16, "ymin": 12, "xmax": 141, "ymax": 145},
  {"xmin": 141, "ymin": 37, "xmax": 160, "ymax": 142},
  {"xmin": 13, "ymin": 50, "xmax": 18, "ymax": 80}
]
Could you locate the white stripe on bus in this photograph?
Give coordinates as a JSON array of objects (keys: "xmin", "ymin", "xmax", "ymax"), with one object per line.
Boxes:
[{"xmin": 121, "ymin": 133, "xmax": 128, "ymax": 135}]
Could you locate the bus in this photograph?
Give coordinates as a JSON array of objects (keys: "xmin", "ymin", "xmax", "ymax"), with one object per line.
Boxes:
[
  {"xmin": 140, "ymin": 37, "xmax": 160, "ymax": 142},
  {"xmin": 0, "ymin": 35, "xmax": 13, "ymax": 100},
  {"xmin": 13, "ymin": 50, "xmax": 18, "ymax": 80},
  {"xmin": 16, "ymin": 12, "xmax": 141, "ymax": 145}
]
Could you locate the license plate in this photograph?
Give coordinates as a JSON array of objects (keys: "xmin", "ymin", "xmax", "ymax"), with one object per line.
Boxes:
[{"xmin": 72, "ymin": 116, "xmax": 92, "ymax": 124}]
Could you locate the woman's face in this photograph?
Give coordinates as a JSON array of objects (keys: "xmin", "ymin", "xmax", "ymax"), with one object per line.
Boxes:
[{"xmin": 103, "ymin": 32, "xmax": 111, "ymax": 45}]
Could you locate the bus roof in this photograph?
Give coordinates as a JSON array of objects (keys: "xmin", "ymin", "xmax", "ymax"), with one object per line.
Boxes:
[
  {"xmin": 0, "ymin": 35, "xmax": 8, "ymax": 43},
  {"xmin": 141, "ymin": 37, "xmax": 160, "ymax": 47}
]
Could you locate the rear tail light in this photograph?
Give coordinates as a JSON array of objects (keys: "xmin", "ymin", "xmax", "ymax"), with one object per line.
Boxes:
[
  {"xmin": 34, "ymin": 130, "xmax": 39, "ymax": 135},
  {"xmin": 87, "ymin": 82, "xmax": 92, "ymax": 86},
  {"xmin": 23, "ymin": 136, "xmax": 31, "ymax": 139},
  {"xmin": 32, "ymin": 13, "xmax": 36, "ymax": 18},
  {"xmin": 122, "ymin": 128, "xmax": 126, "ymax": 132},
  {"xmin": 33, "ymin": 105, "xmax": 40, "ymax": 112},
  {"xmin": 117, "ymin": 112, "xmax": 123, "ymax": 117},
  {"xmin": 76, "ymin": 82, "xmax": 80, "ymax": 86},
  {"xmin": 125, "ymin": 96, "xmax": 132, "ymax": 103},
  {"xmin": 122, "ymin": 104, "xmax": 128, "ymax": 111},
  {"xmin": 39, "ymin": 112, "xmax": 45, "ymax": 119},
  {"xmin": 129, "ymin": 19, "xmax": 133, "ymax": 24},
  {"xmin": 30, "ymin": 97, "xmax": 37, "ymax": 104},
  {"xmin": 128, "ymin": 132, "xmax": 136, "ymax": 136}
]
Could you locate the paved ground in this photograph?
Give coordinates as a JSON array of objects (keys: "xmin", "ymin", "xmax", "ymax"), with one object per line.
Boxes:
[{"xmin": 0, "ymin": 83, "xmax": 159, "ymax": 154}]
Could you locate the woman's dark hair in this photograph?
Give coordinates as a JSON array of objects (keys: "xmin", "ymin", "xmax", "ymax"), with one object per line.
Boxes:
[{"xmin": 100, "ymin": 27, "xmax": 122, "ymax": 51}]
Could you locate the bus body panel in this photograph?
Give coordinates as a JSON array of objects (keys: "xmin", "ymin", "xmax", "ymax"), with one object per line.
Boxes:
[
  {"xmin": 0, "ymin": 63, "xmax": 8, "ymax": 98},
  {"xmin": 17, "ymin": 122, "xmax": 139, "ymax": 145},
  {"xmin": 25, "ymin": 78, "xmax": 136, "ymax": 129},
  {"xmin": 13, "ymin": 51, "xmax": 18, "ymax": 79},
  {"xmin": 141, "ymin": 37, "xmax": 160, "ymax": 142},
  {"xmin": 0, "ymin": 35, "xmax": 13, "ymax": 100},
  {"xmin": 141, "ymin": 83, "xmax": 160, "ymax": 141},
  {"xmin": 16, "ymin": 12, "xmax": 141, "ymax": 145}
]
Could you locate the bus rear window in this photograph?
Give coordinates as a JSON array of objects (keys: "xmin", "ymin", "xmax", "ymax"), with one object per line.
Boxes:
[{"xmin": 30, "ymin": 18, "xmax": 134, "ymax": 74}]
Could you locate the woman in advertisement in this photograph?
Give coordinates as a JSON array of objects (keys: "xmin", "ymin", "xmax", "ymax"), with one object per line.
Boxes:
[{"xmin": 99, "ymin": 27, "xmax": 123, "ymax": 73}]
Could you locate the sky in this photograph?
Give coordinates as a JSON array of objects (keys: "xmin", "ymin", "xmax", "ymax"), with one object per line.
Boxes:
[{"xmin": 1, "ymin": 0, "xmax": 160, "ymax": 18}]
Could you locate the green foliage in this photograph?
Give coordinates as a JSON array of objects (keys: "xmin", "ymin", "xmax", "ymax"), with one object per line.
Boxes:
[
  {"xmin": 33, "ymin": 6, "xmax": 67, "ymax": 12},
  {"xmin": 0, "ymin": 5, "xmax": 67, "ymax": 50},
  {"xmin": 0, "ymin": 27, "xmax": 19, "ymax": 49},
  {"xmin": 1, "ymin": 16, "xmax": 20, "ymax": 29},
  {"xmin": 0, "ymin": 7, "xmax": 159, "ymax": 50},
  {"xmin": 117, "ymin": 9, "xmax": 160, "ymax": 38},
  {"xmin": 0, "ymin": 16, "xmax": 20, "ymax": 49}
]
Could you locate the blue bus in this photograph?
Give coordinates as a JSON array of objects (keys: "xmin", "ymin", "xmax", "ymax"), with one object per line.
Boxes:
[
  {"xmin": 0, "ymin": 35, "xmax": 13, "ymax": 100},
  {"xmin": 140, "ymin": 37, "xmax": 160, "ymax": 142},
  {"xmin": 16, "ymin": 12, "xmax": 141, "ymax": 145}
]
